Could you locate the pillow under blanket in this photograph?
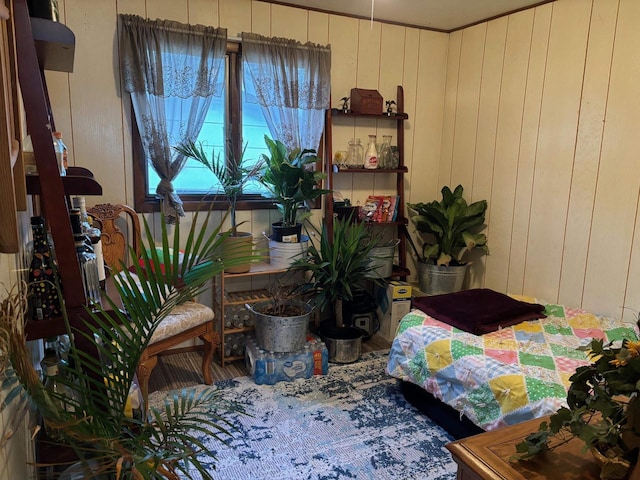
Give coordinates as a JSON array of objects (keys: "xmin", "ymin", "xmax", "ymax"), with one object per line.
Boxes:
[{"xmin": 412, "ymin": 288, "xmax": 546, "ymax": 335}]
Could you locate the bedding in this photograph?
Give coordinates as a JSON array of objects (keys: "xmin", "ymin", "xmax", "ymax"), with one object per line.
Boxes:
[
  {"xmin": 386, "ymin": 299, "xmax": 639, "ymax": 431},
  {"xmin": 412, "ymin": 289, "xmax": 547, "ymax": 334}
]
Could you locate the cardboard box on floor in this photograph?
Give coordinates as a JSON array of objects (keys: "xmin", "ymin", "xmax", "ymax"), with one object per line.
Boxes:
[{"xmin": 376, "ymin": 281, "xmax": 412, "ymax": 341}]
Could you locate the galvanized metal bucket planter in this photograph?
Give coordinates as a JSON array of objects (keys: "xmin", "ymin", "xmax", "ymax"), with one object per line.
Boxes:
[{"xmin": 246, "ymin": 300, "xmax": 313, "ymax": 352}]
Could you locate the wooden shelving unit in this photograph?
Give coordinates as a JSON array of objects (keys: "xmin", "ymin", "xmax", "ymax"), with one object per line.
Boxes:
[
  {"xmin": 324, "ymin": 85, "xmax": 410, "ymax": 279},
  {"xmin": 212, "ymin": 263, "xmax": 302, "ymax": 366}
]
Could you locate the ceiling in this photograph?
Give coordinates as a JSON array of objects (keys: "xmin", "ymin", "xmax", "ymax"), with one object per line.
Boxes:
[{"xmin": 267, "ymin": 0, "xmax": 550, "ymax": 32}]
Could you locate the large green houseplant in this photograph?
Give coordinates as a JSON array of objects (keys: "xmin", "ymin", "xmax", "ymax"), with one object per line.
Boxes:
[
  {"xmin": 514, "ymin": 338, "xmax": 640, "ymax": 480},
  {"xmin": 290, "ymin": 215, "xmax": 384, "ymax": 362},
  {"xmin": 0, "ymin": 209, "xmax": 251, "ymax": 479},
  {"xmin": 174, "ymin": 140, "xmax": 264, "ymax": 273},
  {"xmin": 259, "ymin": 135, "xmax": 329, "ymax": 242},
  {"xmin": 407, "ymin": 184, "xmax": 488, "ymax": 295}
]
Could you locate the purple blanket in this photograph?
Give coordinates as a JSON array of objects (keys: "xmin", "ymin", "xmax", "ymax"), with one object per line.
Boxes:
[{"xmin": 412, "ymin": 288, "xmax": 546, "ymax": 334}]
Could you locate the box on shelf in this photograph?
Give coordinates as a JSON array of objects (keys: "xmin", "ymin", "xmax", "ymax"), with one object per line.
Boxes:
[
  {"xmin": 245, "ymin": 334, "xmax": 329, "ymax": 385},
  {"xmin": 350, "ymin": 88, "xmax": 383, "ymax": 115},
  {"xmin": 376, "ymin": 281, "xmax": 412, "ymax": 341}
]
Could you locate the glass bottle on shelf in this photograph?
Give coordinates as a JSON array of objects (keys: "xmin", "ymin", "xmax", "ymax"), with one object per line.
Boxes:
[
  {"xmin": 364, "ymin": 134, "xmax": 378, "ymax": 169},
  {"xmin": 40, "ymin": 336, "xmax": 60, "ymax": 378},
  {"xmin": 346, "ymin": 138, "xmax": 364, "ymax": 167},
  {"xmin": 52, "ymin": 131, "xmax": 66, "ymax": 176},
  {"xmin": 73, "ymin": 196, "xmax": 106, "ymax": 288},
  {"xmin": 42, "ymin": 340, "xmax": 81, "ymax": 442},
  {"xmin": 70, "ymin": 209, "xmax": 102, "ymax": 308},
  {"xmin": 378, "ymin": 135, "xmax": 392, "ymax": 169},
  {"xmin": 28, "ymin": 216, "xmax": 63, "ymax": 321},
  {"xmin": 53, "ymin": 131, "xmax": 68, "ymax": 172}
]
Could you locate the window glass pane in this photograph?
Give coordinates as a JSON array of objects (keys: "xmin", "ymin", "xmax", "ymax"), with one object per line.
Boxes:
[
  {"xmin": 146, "ymin": 91, "xmax": 226, "ymax": 196},
  {"xmin": 241, "ymin": 64, "xmax": 270, "ymax": 196},
  {"xmin": 146, "ymin": 57, "xmax": 271, "ymax": 198}
]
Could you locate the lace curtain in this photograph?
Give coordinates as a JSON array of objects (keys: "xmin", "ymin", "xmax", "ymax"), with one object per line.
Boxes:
[
  {"xmin": 241, "ymin": 32, "xmax": 331, "ymax": 153},
  {"xmin": 119, "ymin": 15, "xmax": 227, "ymax": 223}
]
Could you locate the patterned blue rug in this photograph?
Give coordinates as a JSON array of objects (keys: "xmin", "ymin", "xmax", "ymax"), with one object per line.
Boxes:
[{"xmin": 151, "ymin": 351, "xmax": 457, "ymax": 480}]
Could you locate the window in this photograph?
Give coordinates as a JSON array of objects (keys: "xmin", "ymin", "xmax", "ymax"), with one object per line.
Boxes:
[
  {"xmin": 133, "ymin": 45, "xmax": 282, "ymax": 213},
  {"xmin": 131, "ymin": 40, "xmax": 327, "ymax": 215}
]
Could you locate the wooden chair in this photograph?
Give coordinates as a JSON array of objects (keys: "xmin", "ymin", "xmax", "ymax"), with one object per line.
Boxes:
[{"xmin": 86, "ymin": 203, "xmax": 218, "ymax": 400}]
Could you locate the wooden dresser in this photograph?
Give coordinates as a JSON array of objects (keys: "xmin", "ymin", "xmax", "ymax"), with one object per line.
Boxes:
[{"xmin": 446, "ymin": 417, "xmax": 601, "ymax": 480}]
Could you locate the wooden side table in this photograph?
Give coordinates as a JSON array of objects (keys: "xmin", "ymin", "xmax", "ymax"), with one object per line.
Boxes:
[{"xmin": 446, "ymin": 417, "xmax": 601, "ymax": 480}]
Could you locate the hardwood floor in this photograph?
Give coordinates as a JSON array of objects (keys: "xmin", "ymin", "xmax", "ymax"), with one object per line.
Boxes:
[{"xmin": 148, "ymin": 334, "xmax": 392, "ymax": 393}]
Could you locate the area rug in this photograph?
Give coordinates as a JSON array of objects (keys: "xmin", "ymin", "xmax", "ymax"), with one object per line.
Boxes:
[{"xmin": 149, "ymin": 351, "xmax": 457, "ymax": 480}]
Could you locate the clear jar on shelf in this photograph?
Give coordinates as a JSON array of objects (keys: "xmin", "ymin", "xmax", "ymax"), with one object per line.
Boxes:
[
  {"xmin": 378, "ymin": 135, "xmax": 392, "ymax": 169},
  {"xmin": 346, "ymin": 138, "xmax": 364, "ymax": 167}
]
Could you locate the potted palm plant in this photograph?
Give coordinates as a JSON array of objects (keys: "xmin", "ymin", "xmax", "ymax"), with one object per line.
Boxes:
[
  {"xmin": 259, "ymin": 135, "xmax": 329, "ymax": 243},
  {"xmin": 0, "ymin": 209, "xmax": 251, "ymax": 479},
  {"xmin": 289, "ymin": 214, "xmax": 384, "ymax": 363},
  {"xmin": 174, "ymin": 139, "xmax": 263, "ymax": 273},
  {"xmin": 407, "ymin": 184, "xmax": 488, "ymax": 295}
]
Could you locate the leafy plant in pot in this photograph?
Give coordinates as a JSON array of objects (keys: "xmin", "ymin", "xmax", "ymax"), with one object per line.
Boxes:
[
  {"xmin": 513, "ymin": 337, "xmax": 640, "ymax": 480},
  {"xmin": 289, "ymin": 214, "xmax": 385, "ymax": 363},
  {"xmin": 407, "ymin": 184, "xmax": 488, "ymax": 295},
  {"xmin": 174, "ymin": 139, "xmax": 264, "ymax": 273},
  {"xmin": 245, "ymin": 279, "xmax": 315, "ymax": 354},
  {"xmin": 259, "ymin": 135, "xmax": 329, "ymax": 243},
  {"xmin": 0, "ymin": 209, "xmax": 252, "ymax": 479}
]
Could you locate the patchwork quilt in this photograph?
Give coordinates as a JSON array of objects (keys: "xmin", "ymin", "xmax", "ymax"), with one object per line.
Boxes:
[{"xmin": 386, "ymin": 298, "xmax": 639, "ymax": 431}]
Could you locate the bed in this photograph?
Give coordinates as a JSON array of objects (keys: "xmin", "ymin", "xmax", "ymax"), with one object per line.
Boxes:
[{"xmin": 386, "ymin": 289, "xmax": 639, "ymax": 438}]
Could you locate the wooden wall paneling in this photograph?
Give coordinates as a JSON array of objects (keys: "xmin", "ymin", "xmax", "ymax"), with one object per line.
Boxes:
[
  {"xmin": 328, "ymin": 15, "xmax": 358, "ymax": 104},
  {"xmin": 437, "ymin": 29, "xmax": 461, "ymax": 188},
  {"xmin": 328, "ymin": 7, "xmax": 359, "ymax": 185},
  {"xmin": 559, "ymin": 0, "xmax": 618, "ymax": 308},
  {"xmin": 582, "ymin": 0, "xmax": 640, "ymax": 317},
  {"xmin": 64, "ymin": 0, "xmax": 125, "ymax": 204},
  {"xmin": 116, "ymin": 0, "xmax": 145, "ymax": 17},
  {"xmin": 375, "ymin": 23, "xmax": 406, "ymax": 195},
  {"xmin": 399, "ymin": 27, "xmax": 420, "ymax": 187},
  {"xmin": 507, "ymin": 3, "xmax": 553, "ymax": 294},
  {"xmin": 307, "ymin": 10, "xmax": 328, "ymax": 45},
  {"xmin": 355, "ymin": 18, "xmax": 381, "ymax": 91},
  {"xmin": 408, "ymin": 29, "xmax": 447, "ymax": 205},
  {"xmin": 378, "ymin": 24, "xmax": 405, "ymax": 104},
  {"xmin": 220, "ymin": 0, "xmax": 251, "ymax": 38},
  {"xmin": 350, "ymin": 19, "xmax": 381, "ymax": 203},
  {"xmin": 234, "ymin": 209, "xmax": 252, "ymax": 236},
  {"xmin": 188, "ymin": 0, "xmax": 219, "ymax": 26},
  {"xmin": 523, "ymin": 0, "xmax": 591, "ymax": 302},
  {"xmin": 327, "ymin": 15, "xmax": 362, "ymax": 175},
  {"xmin": 624, "ymin": 193, "xmax": 640, "ymax": 321},
  {"xmin": 271, "ymin": 4, "xmax": 306, "ymax": 41},
  {"xmin": 326, "ymin": 15, "xmax": 358, "ymax": 204},
  {"xmin": 482, "ymin": 10, "xmax": 533, "ymax": 292},
  {"xmin": 147, "ymin": 0, "xmax": 187, "ymax": 21},
  {"xmin": 251, "ymin": 208, "xmax": 271, "ymax": 252},
  {"xmin": 405, "ymin": 30, "xmax": 448, "ymax": 275},
  {"xmin": 450, "ymin": 24, "xmax": 484, "ymax": 191},
  {"xmin": 349, "ymin": 20, "xmax": 382, "ymax": 199},
  {"xmin": 469, "ymin": 17, "xmax": 506, "ymax": 291},
  {"xmin": 250, "ymin": 1, "xmax": 271, "ymax": 36}
]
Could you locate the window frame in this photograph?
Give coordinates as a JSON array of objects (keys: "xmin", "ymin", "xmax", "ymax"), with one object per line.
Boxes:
[{"xmin": 132, "ymin": 41, "xmax": 324, "ymax": 214}]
